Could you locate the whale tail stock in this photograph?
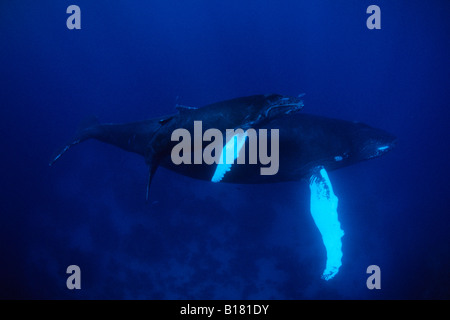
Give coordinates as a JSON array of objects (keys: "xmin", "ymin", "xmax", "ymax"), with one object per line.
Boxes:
[{"xmin": 49, "ymin": 114, "xmax": 166, "ymax": 200}]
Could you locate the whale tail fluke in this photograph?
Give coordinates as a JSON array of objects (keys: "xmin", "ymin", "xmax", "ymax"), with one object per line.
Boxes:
[
  {"xmin": 49, "ymin": 116, "xmax": 100, "ymax": 166},
  {"xmin": 145, "ymin": 160, "xmax": 159, "ymax": 202}
]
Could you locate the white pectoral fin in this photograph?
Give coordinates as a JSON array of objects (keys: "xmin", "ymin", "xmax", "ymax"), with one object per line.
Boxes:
[
  {"xmin": 211, "ymin": 163, "xmax": 232, "ymax": 183},
  {"xmin": 211, "ymin": 131, "xmax": 248, "ymax": 183},
  {"xmin": 309, "ymin": 167, "xmax": 345, "ymax": 280}
]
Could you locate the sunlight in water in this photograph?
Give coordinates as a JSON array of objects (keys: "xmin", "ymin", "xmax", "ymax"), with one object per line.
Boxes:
[{"xmin": 309, "ymin": 167, "xmax": 345, "ymax": 280}]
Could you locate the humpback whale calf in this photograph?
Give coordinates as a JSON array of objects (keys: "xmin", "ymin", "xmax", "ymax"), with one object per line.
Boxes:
[{"xmin": 50, "ymin": 94, "xmax": 396, "ymax": 280}]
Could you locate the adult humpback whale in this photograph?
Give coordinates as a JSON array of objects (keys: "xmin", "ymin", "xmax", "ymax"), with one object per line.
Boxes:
[
  {"xmin": 50, "ymin": 94, "xmax": 304, "ymax": 197},
  {"xmin": 50, "ymin": 94, "xmax": 396, "ymax": 280}
]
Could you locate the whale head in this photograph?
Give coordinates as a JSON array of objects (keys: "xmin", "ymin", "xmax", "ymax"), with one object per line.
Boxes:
[{"xmin": 351, "ymin": 122, "xmax": 397, "ymax": 161}]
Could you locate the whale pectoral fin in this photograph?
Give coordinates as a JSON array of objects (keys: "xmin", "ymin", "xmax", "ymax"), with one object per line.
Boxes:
[
  {"xmin": 211, "ymin": 131, "xmax": 248, "ymax": 183},
  {"xmin": 211, "ymin": 162, "xmax": 232, "ymax": 183},
  {"xmin": 309, "ymin": 167, "xmax": 345, "ymax": 280}
]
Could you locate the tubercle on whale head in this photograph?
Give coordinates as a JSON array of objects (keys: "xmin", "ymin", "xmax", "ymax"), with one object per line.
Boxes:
[{"xmin": 263, "ymin": 94, "xmax": 305, "ymax": 119}]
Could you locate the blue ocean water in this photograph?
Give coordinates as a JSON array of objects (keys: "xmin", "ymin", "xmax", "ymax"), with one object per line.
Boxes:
[{"xmin": 0, "ymin": 0, "xmax": 449, "ymax": 299}]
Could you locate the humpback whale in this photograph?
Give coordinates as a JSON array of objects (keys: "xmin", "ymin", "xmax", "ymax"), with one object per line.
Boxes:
[
  {"xmin": 50, "ymin": 94, "xmax": 396, "ymax": 280},
  {"xmin": 50, "ymin": 94, "xmax": 303, "ymax": 197}
]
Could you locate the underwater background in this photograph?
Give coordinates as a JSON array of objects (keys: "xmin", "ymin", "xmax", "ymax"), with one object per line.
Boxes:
[{"xmin": 1, "ymin": 0, "xmax": 449, "ymax": 299}]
